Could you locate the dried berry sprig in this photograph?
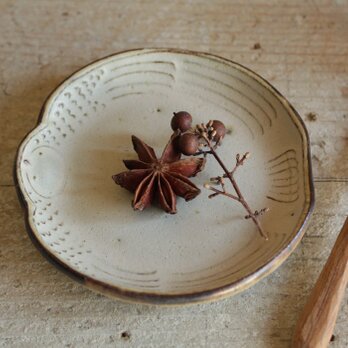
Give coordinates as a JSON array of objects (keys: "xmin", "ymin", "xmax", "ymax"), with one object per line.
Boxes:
[
  {"xmin": 245, "ymin": 207, "xmax": 269, "ymax": 219},
  {"xmin": 193, "ymin": 120, "xmax": 269, "ymax": 240},
  {"xmin": 209, "ymin": 152, "xmax": 249, "ymax": 181}
]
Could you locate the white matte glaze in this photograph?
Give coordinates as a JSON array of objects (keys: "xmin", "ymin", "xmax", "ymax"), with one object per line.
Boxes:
[{"xmin": 16, "ymin": 49, "xmax": 314, "ymax": 303}]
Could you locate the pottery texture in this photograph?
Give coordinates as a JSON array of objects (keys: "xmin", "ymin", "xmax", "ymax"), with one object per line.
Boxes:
[{"xmin": 16, "ymin": 49, "xmax": 314, "ymax": 304}]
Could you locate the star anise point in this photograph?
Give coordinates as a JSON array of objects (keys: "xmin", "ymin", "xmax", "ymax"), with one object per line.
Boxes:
[{"xmin": 113, "ymin": 134, "xmax": 204, "ymax": 213}]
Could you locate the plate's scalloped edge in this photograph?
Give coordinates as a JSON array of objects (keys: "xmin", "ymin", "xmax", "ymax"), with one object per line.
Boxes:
[{"xmin": 13, "ymin": 48, "xmax": 315, "ymax": 305}]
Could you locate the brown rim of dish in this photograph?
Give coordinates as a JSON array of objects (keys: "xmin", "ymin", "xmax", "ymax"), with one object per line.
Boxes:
[{"xmin": 14, "ymin": 48, "xmax": 315, "ymax": 305}]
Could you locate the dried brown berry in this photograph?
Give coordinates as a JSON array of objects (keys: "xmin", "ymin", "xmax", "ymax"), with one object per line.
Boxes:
[
  {"xmin": 211, "ymin": 120, "xmax": 226, "ymax": 141},
  {"xmin": 178, "ymin": 133, "xmax": 199, "ymax": 155},
  {"xmin": 171, "ymin": 111, "xmax": 192, "ymax": 132}
]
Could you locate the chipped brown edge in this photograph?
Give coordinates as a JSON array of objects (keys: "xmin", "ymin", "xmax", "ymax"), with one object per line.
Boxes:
[{"xmin": 13, "ymin": 48, "xmax": 315, "ymax": 306}]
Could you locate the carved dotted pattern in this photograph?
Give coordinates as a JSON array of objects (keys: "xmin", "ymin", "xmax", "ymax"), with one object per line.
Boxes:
[
  {"xmin": 24, "ymin": 68, "xmax": 106, "ymax": 153},
  {"xmin": 49, "ymin": 68, "xmax": 107, "ymax": 142},
  {"xmin": 21, "ymin": 69, "xmax": 108, "ymax": 274},
  {"xmin": 29, "ymin": 199, "xmax": 91, "ymax": 272}
]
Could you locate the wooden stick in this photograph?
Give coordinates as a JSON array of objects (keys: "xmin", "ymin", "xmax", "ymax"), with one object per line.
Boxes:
[{"xmin": 292, "ymin": 217, "xmax": 348, "ymax": 348}]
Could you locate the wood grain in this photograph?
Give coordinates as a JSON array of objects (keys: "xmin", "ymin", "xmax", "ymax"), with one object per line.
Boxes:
[
  {"xmin": 0, "ymin": 0, "xmax": 347, "ymax": 346},
  {"xmin": 292, "ymin": 218, "xmax": 348, "ymax": 348}
]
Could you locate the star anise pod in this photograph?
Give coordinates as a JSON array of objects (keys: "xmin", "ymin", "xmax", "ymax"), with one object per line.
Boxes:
[{"xmin": 112, "ymin": 132, "xmax": 205, "ymax": 214}]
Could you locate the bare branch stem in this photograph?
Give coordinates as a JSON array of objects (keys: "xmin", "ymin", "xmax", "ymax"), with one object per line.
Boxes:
[
  {"xmin": 206, "ymin": 186, "xmax": 239, "ymax": 201},
  {"xmin": 201, "ymin": 134, "xmax": 268, "ymax": 240}
]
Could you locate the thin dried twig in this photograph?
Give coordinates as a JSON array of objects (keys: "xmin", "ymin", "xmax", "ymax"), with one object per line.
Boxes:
[{"xmin": 196, "ymin": 122, "xmax": 269, "ymax": 240}]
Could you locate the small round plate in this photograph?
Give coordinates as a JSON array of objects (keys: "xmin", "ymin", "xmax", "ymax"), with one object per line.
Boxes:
[{"xmin": 15, "ymin": 48, "xmax": 314, "ymax": 305}]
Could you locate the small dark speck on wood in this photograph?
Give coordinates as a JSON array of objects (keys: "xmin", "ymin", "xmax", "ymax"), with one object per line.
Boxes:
[
  {"xmin": 2, "ymin": 82, "xmax": 10, "ymax": 96},
  {"xmin": 330, "ymin": 334, "xmax": 336, "ymax": 342},
  {"xmin": 253, "ymin": 42, "xmax": 261, "ymax": 49},
  {"xmin": 121, "ymin": 331, "xmax": 131, "ymax": 340},
  {"xmin": 306, "ymin": 112, "xmax": 317, "ymax": 121},
  {"xmin": 62, "ymin": 12, "xmax": 69, "ymax": 16}
]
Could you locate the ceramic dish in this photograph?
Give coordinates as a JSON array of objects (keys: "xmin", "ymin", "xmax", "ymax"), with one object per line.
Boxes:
[{"xmin": 15, "ymin": 48, "xmax": 314, "ymax": 305}]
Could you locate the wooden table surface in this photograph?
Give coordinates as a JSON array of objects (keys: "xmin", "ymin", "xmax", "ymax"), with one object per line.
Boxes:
[{"xmin": 1, "ymin": 1, "xmax": 347, "ymax": 347}]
